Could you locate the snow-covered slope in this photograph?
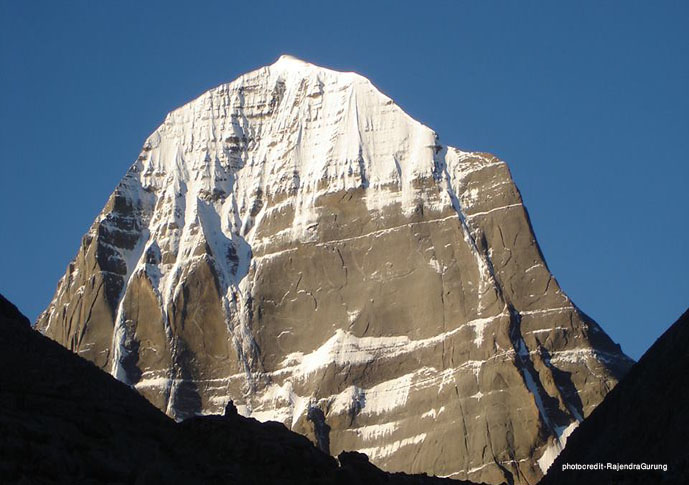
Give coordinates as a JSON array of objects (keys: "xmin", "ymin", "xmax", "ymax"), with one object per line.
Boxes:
[{"xmin": 38, "ymin": 56, "xmax": 633, "ymax": 485}]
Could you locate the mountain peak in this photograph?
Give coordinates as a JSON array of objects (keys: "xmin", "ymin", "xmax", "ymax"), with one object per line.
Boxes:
[
  {"xmin": 37, "ymin": 58, "xmax": 633, "ymax": 485},
  {"xmin": 265, "ymin": 55, "xmax": 360, "ymax": 85},
  {"xmin": 140, "ymin": 56, "xmax": 437, "ymax": 213},
  {"xmin": 272, "ymin": 54, "xmax": 311, "ymax": 69}
]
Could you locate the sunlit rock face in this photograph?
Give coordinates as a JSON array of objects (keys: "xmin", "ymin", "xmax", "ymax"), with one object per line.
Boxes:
[{"xmin": 37, "ymin": 55, "xmax": 632, "ymax": 485}]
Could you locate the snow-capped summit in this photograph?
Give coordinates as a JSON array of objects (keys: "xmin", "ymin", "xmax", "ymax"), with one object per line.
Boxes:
[
  {"xmin": 143, "ymin": 52, "xmax": 436, "ymax": 208},
  {"xmin": 272, "ymin": 54, "xmax": 313, "ymax": 69},
  {"xmin": 37, "ymin": 57, "xmax": 632, "ymax": 485}
]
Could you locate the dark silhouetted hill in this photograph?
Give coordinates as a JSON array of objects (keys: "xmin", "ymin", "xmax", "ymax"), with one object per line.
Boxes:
[
  {"xmin": 0, "ymin": 293, "xmax": 483, "ymax": 484},
  {"xmin": 541, "ymin": 308, "xmax": 689, "ymax": 484}
]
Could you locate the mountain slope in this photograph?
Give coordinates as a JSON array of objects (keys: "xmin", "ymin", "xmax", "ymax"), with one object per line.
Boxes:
[
  {"xmin": 541, "ymin": 308, "xmax": 689, "ymax": 484},
  {"xmin": 0, "ymin": 293, "xmax": 477, "ymax": 484},
  {"xmin": 36, "ymin": 55, "xmax": 632, "ymax": 484}
]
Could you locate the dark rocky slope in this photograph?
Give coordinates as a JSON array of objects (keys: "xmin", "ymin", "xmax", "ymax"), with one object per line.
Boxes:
[
  {"xmin": 0, "ymin": 294, "xmax": 482, "ymax": 484},
  {"xmin": 542, "ymin": 308, "xmax": 689, "ymax": 484}
]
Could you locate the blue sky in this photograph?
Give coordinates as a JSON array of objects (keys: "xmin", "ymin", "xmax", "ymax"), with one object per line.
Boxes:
[{"xmin": 0, "ymin": 1, "xmax": 686, "ymax": 359}]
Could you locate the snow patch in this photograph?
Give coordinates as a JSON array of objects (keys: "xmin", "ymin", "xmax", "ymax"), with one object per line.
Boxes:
[
  {"xmin": 358, "ymin": 433, "xmax": 427, "ymax": 460},
  {"xmin": 537, "ymin": 421, "xmax": 579, "ymax": 473},
  {"xmin": 278, "ymin": 312, "xmax": 508, "ymax": 377},
  {"xmin": 352, "ymin": 421, "xmax": 399, "ymax": 441}
]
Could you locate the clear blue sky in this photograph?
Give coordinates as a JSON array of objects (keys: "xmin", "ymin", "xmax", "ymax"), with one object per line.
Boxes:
[{"xmin": 1, "ymin": 1, "xmax": 687, "ymax": 360}]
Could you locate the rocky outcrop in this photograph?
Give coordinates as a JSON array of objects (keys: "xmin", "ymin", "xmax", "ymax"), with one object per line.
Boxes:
[
  {"xmin": 541, "ymin": 308, "xmax": 689, "ymax": 484},
  {"xmin": 36, "ymin": 55, "xmax": 632, "ymax": 484},
  {"xmin": 0, "ymin": 294, "xmax": 478, "ymax": 484}
]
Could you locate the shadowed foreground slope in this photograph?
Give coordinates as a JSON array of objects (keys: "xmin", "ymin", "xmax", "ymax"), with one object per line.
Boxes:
[
  {"xmin": 0, "ymin": 294, "xmax": 481, "ymax": 484},
  {"xmin": 542, "ymin": 308, "xmax": 689, "ymax": 484}
]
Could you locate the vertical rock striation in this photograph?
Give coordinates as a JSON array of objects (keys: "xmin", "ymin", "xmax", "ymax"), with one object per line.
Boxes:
[{"xmin": 37, "ymin": 55, "xmax": 632, "ymax": 484}]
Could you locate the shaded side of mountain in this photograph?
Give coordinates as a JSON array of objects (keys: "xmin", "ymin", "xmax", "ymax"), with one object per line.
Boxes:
[
  {"xmin": 0, "ymin": 294, "xmax": 482, "ymax": 484},
  {"xmin": 541, "ymin": 308, "xmax": 689, "ymax": 484}
]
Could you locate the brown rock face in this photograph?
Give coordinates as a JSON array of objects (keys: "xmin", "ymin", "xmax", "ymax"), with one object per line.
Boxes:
[{"xmin": 37, "ymin": 56, "xmax": 632, "ymax": 484}]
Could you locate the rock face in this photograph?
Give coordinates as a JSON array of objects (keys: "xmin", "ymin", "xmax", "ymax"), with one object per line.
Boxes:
[
  {"xmin": 541, "ymin": 308, "xmax": 689, "ymax": 484},
  {"xmin": 37, "ymin": 55, "xmax": 632, "ymax": 485},
  {"xmin": 1, "ymin": 293, "xmax": 473, "ymax": 484}
]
